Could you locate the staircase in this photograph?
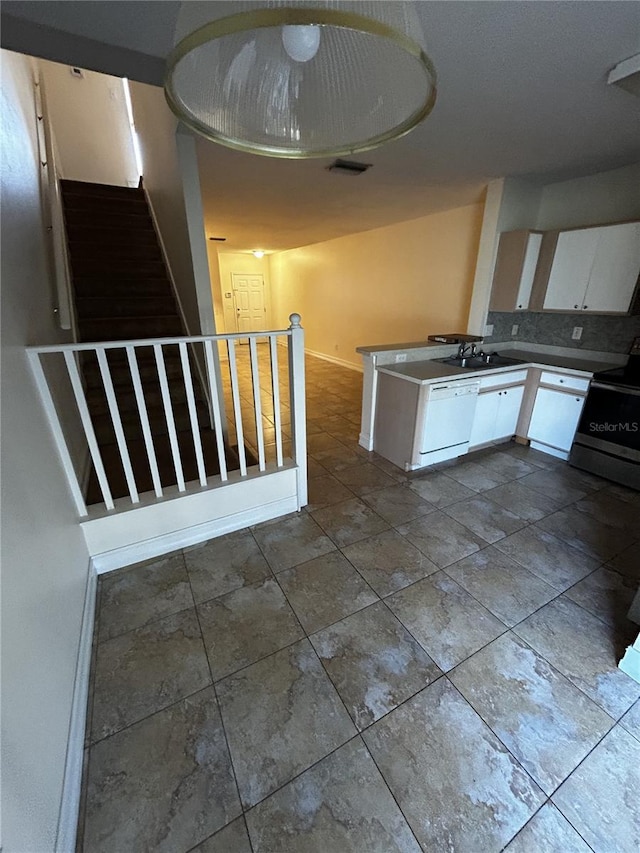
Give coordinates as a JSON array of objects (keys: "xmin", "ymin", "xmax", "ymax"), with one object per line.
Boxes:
[{"xmin": 60, "ymin": 180, "xmax": 239, "ymax": 504}]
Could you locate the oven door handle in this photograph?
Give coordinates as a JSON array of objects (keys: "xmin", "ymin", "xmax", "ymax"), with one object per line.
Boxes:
[{"xmin": 590, "ymin": 381, "xmax": 640, "ymax": 397}]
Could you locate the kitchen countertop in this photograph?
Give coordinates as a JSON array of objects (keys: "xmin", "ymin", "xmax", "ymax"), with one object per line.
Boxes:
[
  {"xmin": 498, "ymin": 349, "xmax": 622, "ymax": 375},
  {"xmin": 356, "ymin": 340, "xmax": 442, "ymax": 355},
  {"xmin": 377, "ymin": 351, "xmax": 625, "ymax": 385}
]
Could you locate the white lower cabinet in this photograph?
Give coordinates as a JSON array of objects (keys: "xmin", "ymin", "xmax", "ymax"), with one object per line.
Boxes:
[
  {"xmin": 470, "ymin": 385, "xmax": 524, "ymax": 447},
  {"xmin": 527, "ymin": 387, "xmax": 585, "ymax": 453}
]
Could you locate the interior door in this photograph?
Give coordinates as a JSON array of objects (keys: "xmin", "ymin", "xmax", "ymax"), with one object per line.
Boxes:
[{"xmin": 231, "ymin": 273, "xmax": 267, "ymax": 333}]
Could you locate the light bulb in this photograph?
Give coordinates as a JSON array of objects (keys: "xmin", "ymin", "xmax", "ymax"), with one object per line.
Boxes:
[
  {"xmin": 252, "ymin": 250, "xmax": 265, "ymax": 258},
  {"xmin": 282, "ymin": 25, "xmax": 321, "ymax": 63}
]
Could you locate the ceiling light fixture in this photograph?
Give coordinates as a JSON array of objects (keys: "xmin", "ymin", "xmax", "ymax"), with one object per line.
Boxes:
[
  {"xmin": 165, "ymin": 1, "xmax": 437, "ymax": 159},
  {"xmin": 252, "ymin": 250, "xmax": 265, "ymax": 258}
]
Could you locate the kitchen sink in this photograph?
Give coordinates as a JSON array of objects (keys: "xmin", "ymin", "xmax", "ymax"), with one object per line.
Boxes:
[{"xmin": 436, "ymin": 354, "xmax": 526, "ymax": 370}]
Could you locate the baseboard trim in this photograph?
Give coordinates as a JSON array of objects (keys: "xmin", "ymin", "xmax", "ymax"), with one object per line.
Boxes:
[
  {"xmin": 304, "ymin": 348, "xmax": 363, "ymax": 373},
  {"xmin": 619, "ymin": 643, "xmax": 640, "ymax": 684},
  {"xmin": 55, "ymin": 561, "xmax": 97, "ymax": 853},
  {"xmin": 91, "ymin": 495, "xmax": 299, "ymax": 574}
]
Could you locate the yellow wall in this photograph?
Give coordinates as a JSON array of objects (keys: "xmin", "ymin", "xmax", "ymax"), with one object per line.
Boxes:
[
  {"xmin": 270, "ymin": 203, "xmax": 483, "ymax": 367},
  {"xmin": 215, "ymin": 252, "xmax": 273, "ymax": 332}
]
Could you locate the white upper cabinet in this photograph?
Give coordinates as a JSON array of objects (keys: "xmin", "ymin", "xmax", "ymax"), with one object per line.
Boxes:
[
  {"xmin": 542, "ymin": 222, "xmax": 640, "ymax": 313},
  {"xmin": 490, "ymin": 230, "xmax": 543, "ymax": 311},
  {"xmin": 583, "ymin": 223, "xmax": 640, "ymax": 312}
]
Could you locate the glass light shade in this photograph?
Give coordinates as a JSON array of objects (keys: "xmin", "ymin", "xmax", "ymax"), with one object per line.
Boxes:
[{"xmin": 165, "ymin": 1, "xmax": 437, "ymax": 158}]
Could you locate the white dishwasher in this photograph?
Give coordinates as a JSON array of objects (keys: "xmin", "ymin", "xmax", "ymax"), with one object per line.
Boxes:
[{"xmin": 418, "ymin": 380, "xmax": 481, "ymax": 464}]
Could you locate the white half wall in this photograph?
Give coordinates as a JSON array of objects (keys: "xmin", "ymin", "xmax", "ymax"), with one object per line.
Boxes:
[
  {"xmin": 1, "ymin": 49, "xmax": 92, "ymax": 853},
  {"xmin": 38, "ymin": 57, "xmax": 137, "ymax": 186}
]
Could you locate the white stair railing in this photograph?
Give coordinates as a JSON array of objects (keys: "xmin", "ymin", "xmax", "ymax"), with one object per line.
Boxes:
[{"xmin": 27, "ymin": 315, "xmax": 306, "ymax": 517}]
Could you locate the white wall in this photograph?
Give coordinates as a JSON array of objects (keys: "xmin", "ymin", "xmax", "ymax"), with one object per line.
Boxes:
[
  {"xmin": 129, "ymin": 81, "xmax": 216, "ymax": 335},
  {"xmin": 216, "ymin": 252, "xmax": 273, "ymax": 333},
  {"xmin": 39, "ymin": 58, "xmax": 138, "ymax": 186},
  {"xmin": 1, "ymin": 49, "xmax": 92, "ymax": 852},
  {"xmin": 536, "ymin": 162, "xmax": 640, "ymax": 230}
]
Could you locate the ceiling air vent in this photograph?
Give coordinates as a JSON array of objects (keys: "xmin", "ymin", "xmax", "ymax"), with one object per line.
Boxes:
[{"xmin": 327, "ymin": 159, "xmax": 372, "ymax": 175}]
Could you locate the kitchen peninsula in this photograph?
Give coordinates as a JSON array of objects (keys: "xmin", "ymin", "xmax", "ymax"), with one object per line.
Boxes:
[{"xmin": 357, "ymin": 340, "xmax": 624, "ymax": 472}]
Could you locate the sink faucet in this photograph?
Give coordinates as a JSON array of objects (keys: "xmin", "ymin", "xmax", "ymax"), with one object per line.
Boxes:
[{"xmin": 457, "ymin": 343, "xmax": 476, "ymax": 358}]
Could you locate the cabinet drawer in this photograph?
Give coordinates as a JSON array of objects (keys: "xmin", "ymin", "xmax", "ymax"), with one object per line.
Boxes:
[
  {"xmin": 539, "ymin": 371, "xmax": 589, "ymax": 394},
  {"xmin": 479, "ymin": 369, "xmax": 528, "ymax": 390}
]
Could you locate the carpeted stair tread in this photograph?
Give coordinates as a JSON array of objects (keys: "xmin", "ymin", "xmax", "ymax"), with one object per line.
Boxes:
[
  {"xmin": 61, "ymin": 178, "xmax": 241, "ymax": 503},
  {"xmin": 84, "ymin": 427, "xmax": 242, "ymax": 505}
]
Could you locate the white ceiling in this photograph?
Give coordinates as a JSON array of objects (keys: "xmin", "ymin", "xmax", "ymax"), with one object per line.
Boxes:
[{"xmin": 3, "ymin": 1, "xmax": 640, "ymax": 253}]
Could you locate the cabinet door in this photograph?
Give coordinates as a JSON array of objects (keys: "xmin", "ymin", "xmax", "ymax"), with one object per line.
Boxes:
[
  {"xmin": 490, "ymin": 230, "xmax": 542, "ymax": 311},
  {"xmin": 469, "ymin": 391, "xmax": 499, "ymax": 447},
  {"xmin": 515, "ymin": 233, "xmax": 543, "ymax": 310},
  {"xmin": 494, "ymin": 386, "xmax": 525, "ymax": 439},
  {"xmin": 583, "ymin": 223, "xmax": 640, "ymax": 313},
  {"xmin": 528, "ymin": 388, "xmax": 585, "ymax": 452},
  {"xmin": 543, "ymin": 229, "xmax": 599, "ymax": 310}
]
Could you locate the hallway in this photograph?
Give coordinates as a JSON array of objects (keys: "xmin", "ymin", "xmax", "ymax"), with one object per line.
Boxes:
[{"xmin": 78, "ymin": 355, "xmax": 640, "ymax": 853}]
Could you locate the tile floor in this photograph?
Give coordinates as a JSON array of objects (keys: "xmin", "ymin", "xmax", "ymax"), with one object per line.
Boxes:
[{"xmin": 78, "ymin": 355, "xmax": 640, "ymax": 853}]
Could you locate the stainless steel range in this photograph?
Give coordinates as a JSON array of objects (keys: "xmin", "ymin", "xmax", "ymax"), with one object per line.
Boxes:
[{"xmin": 569, "ymin": 337, "xmax": 640, "ymax": 490}]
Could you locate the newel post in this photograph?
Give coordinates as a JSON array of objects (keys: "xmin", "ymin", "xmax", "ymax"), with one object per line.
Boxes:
[{"xmin": 288, "ymin": 313, "xmax": 307, "ymax": 508}]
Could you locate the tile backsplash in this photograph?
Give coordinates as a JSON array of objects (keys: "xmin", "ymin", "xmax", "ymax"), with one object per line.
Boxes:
[{"xmin": 485, "ymin": 311, "xmax": 640, "ymax": 354}]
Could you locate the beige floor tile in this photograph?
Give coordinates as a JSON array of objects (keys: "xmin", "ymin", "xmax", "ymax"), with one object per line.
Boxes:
[
  {"xmin": 407, "ymin": 471, "xmax": 476, "ymax": 507},
  {"xmin": 191, "ymin": 818, "xmax": 252, "ymax": 853},
  {"xmin": 198, "ymin": 578, "xmax": 304, "ymax": 680},
  {"xmin": 252, "ymin": 513, "xmax": 336, "ymax": 572},
  {"xmin": 98, "ymin": 553, "xmax": 193, "ymax": 642},
  {"xmin": 306, "ymin": 473, "xmax": 355, "ymax": 512},
  {"xmin": 363, "ymin": 678, "xmax": 545, "ymax": 852},
  {"xmin": 387, "ymin": 572, "xmax": 505, "ymax": 671},
  {"xmin": 445, "ymin": 460, "xmax": 510, "ymax": 492},
  {"xmin": 245, "ymin": 739, "xmax": 420, "ymax": 853},
  {"xmin": 483, "ymin": 479, "xmax": 563, "ymax": 522},
  {"xmin": 184, "ymin": 529, "xmax": 272, "ymax": 603},
  {"xmin": 607, "ymin": 541, "xmax": 640, "ymax": 579},
  {"xmin": 504, "ymin": 804, "xmax": 591, "ymax": 852},
  {"xmin": 518, "ymin": 469, "xmax": 590, "ymax": 506},
  {"xmin": 216, "ymin": 639, "xmax": 356, "ymax": 809},
  {"xmin": 446, "ymin": 547, "xmax": 558, "ymax": 627},
  {"xmin": 311, "ymin": 497, "xmax": 389, "ymax": 547},
  {"xmin": 469, "ymin": 449, "xmax": 538, "ymax": 480},
  {"xmin": 503, "ymin": 442, "xmax": 564, "ymax": 470},
  {"xmin": 341, "ymin": 529, "xmax": 439, "ymax": 597},
  {"xmin": 307, "ymin": 432, "xmax": 346, "ymax": 454},
  {"xmin": 84, "ymin": 688, "xmax": 240, "ymax": 852},
  {"xmin": 575, "ymin": 490, "xmax": 640, "ymax": 536},
  {"xmin": 361, "ymin": 484, "xmax": 434, "ymax": 526},
  {"xmin": 450, "ymin": 633, "xmax": 613, "ymax": 794},
  {"xmin": 444, "ymin": 495, "xmax": 526, "ymax": 543},
  {"xmin": 311, "ymin": 602, "xmax": 441, "ymax": 729},
  {"xmin": 397, "ymin": 511, "xmax": 488, "ymax": 568},
  {"xmin": 515, "ymin": 597, "xmax": 640, "ymax": 719},
  {"xmin": 91, "ymin": 609, "xmax": 211, "ymax": 742},
  {"xmin": 333, "ymin": 462, "xmax": 398, "ymax": 497},
  {"xmin": 537, "ymin": 507, "xmax": 635, "ymax": 563},
  {"xmin": 278, "ymin": 551, "xmax": 378, "ymax": 633},
  {"xmin": 552, "ymin": 726, "xmax": 640, "ymax": 853},
  {"xmin": 620, "ymin": 699, "xmax": 640, "ymax": 742},
  {"xmin": 565, "ymin": 566, "xmax": 640, "ymax": 628},
  {"xmin": 494, "ymin": 526, "xmax": 601, "ymax": 592}
]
